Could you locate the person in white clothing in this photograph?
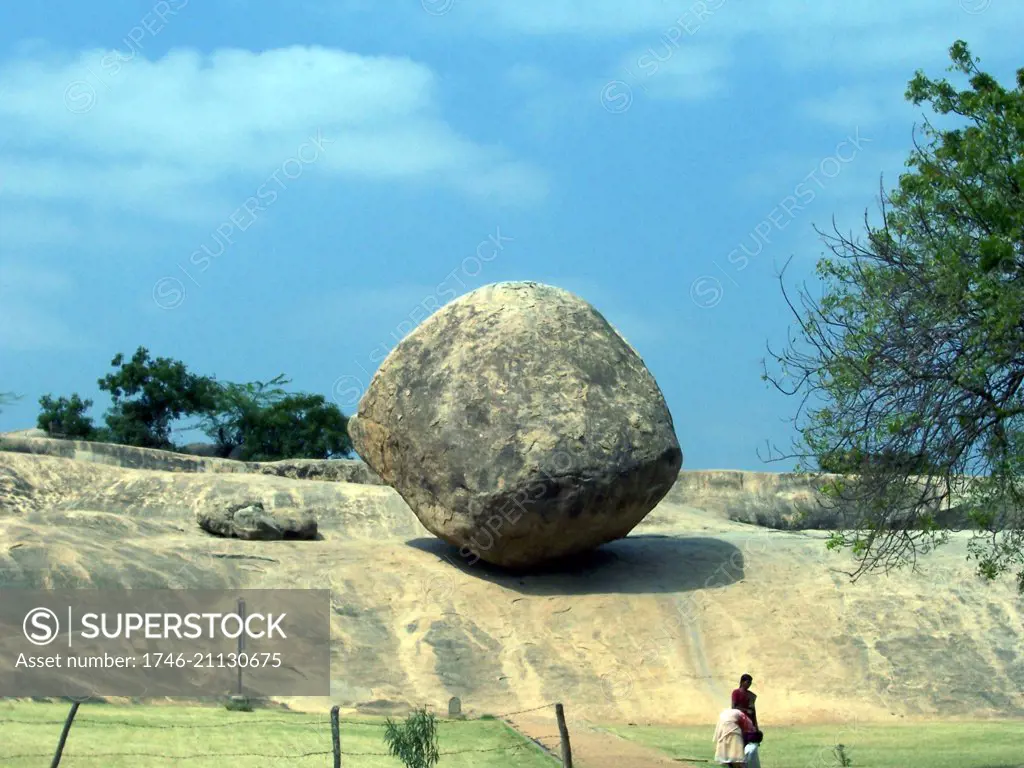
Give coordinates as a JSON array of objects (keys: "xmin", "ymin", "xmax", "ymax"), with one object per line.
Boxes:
[
  {"xmin": 744, "ymin": 740, "xmax": 761, "ymax": 768},
  {"xmin": 743, "ymin": 728, "xmax": 764, "ymax": 767}
]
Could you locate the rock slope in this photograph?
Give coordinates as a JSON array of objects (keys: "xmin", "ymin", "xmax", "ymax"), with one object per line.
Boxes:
[{"xmin": 1, "ymin": 438, "xmax": 1021, "ymax": 725}]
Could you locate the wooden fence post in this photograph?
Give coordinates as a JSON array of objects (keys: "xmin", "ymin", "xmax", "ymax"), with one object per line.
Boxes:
[
  {"xmin": 236, "ymin": 597, "xmax": 245, "ymax": 696},
  {"xmin": 50, "ymin": 701, "xmax": 80, "ymax": 768},
  {"xmin": 555, "ymin": 702, "xmax": 573, "ymax": 768},
  {"xmin": 331, "ymin": 704, "xmax": 341, "ymax": 767}
]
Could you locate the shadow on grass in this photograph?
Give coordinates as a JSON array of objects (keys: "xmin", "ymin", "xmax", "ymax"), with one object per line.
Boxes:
[{"xmin": 405, "ymin": 534, "xmax": 745, "ymax": 596}]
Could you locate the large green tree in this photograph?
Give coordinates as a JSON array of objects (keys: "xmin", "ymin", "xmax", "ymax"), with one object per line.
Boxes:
[
  {"xmin": 764, "ymin": 41, "xmax": 1024, "ymax": 591},
  {"xmin": 97, "ymin": 347, "xmax": 219, "ymax": 449}
]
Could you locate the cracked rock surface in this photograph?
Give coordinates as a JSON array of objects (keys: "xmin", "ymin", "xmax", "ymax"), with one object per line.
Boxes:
[{"xmin": 348, "ymin": 281, "xmax": 683, "ymax": 568}]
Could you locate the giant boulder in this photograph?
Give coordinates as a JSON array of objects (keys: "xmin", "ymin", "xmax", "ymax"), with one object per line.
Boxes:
[{"xmin": 348, "ymin": 281, "xmax": 683, "ymax": 568}]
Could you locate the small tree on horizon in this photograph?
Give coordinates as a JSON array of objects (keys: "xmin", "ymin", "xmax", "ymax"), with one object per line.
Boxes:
[{"xmin": 37, "ymin": 394, "xmax": 97, "ymax": 439}]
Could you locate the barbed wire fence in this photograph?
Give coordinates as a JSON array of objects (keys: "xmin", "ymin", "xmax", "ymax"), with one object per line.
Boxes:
[{"xmin": 0, "ymin": 700, "xmax": 568, "ymax": 766}]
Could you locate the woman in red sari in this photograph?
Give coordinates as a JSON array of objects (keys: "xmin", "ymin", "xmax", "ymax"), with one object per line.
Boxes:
[{"xmin": 731, "ymin": 674, "xmax": 758, "ymax": 729}]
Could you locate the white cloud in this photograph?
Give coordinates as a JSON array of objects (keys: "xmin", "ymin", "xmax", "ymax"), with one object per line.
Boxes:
[
  {"xmin": 434, "ymin": 0, "xmax": 1024, "ymax": 98},
  {"xmin": 504, "ymin": 43, "xmax": 733, "ymax": 131},
  {"xmin": 454, "ymin": 0, "xmax": 726, "ymax": 38},
  {"xmin": 0, "ymin": 44, "xmax": 548, "ymax": 235},
  {"xmin": 450, "ymin": 0, "xmax": 1022, "ymax": 46},
  {"xmin": 502, "ymin": 65, "xmax": 592, "ymax": 137},
  {"xmin": 613, "ymin": 42, "xmax": 733, "ymax": 102}
]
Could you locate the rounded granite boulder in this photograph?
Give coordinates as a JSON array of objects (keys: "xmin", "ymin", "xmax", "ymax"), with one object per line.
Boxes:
[{"xmin": 348, "ymin": 281, "xmax": 683, "ymax": 568}]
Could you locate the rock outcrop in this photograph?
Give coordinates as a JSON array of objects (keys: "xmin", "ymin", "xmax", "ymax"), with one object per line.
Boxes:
[
  {"xmin": 0, "ymin": 434, "xmax": 384, "ymax": 484},
  {"xmin": 349, "ymin": 281, "xmax": 683, "ymax": 568},
  {"xmin": 196, "ymin": 499, "xmax": 318, "ymax": 540},
  {"xmin": 2, "ymin": 433, "xmax": 988, "ymax": 530},
  {"xmin": 2, "ymin": 448, "xmax": 1022, "ymax": 724}
]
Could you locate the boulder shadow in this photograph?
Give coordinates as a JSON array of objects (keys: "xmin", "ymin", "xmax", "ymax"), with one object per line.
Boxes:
[{"xmin": 404, "ymin": 534, "xmax": 745, "ymax": 596}]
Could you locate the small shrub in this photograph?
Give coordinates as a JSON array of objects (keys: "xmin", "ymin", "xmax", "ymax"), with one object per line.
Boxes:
[
  {"xmin": 224, "ymin": 695, "xmax": 253, "ymax": 712},
  {"xmin": 383, "ymin": 707, "xmax": 440, "ymax": 768}
]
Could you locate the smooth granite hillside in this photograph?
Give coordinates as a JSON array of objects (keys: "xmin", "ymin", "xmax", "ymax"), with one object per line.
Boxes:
[{"xmin": 1, "ymin": 435, "xmax": 1021, "ymax": 725}]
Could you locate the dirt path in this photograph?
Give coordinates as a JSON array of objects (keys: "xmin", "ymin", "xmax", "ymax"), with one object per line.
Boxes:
[{"xmin": 506, "ymin": 714, "xmax": 704, "ymax": 768}]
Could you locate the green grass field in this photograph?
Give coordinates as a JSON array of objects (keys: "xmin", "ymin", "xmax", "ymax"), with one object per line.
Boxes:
[
  {"xmin": 0, "ymin": 700, "xmax": 556, "ymax": 767},
  {"xmin": 607, "ymin": 720, "xmax": 1024, "ymax": 768}
]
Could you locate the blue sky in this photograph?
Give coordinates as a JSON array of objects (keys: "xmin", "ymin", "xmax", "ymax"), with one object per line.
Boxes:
[{"xmin": 0, "ymin": 0, "xmax": 1021, "ymax": 470}]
